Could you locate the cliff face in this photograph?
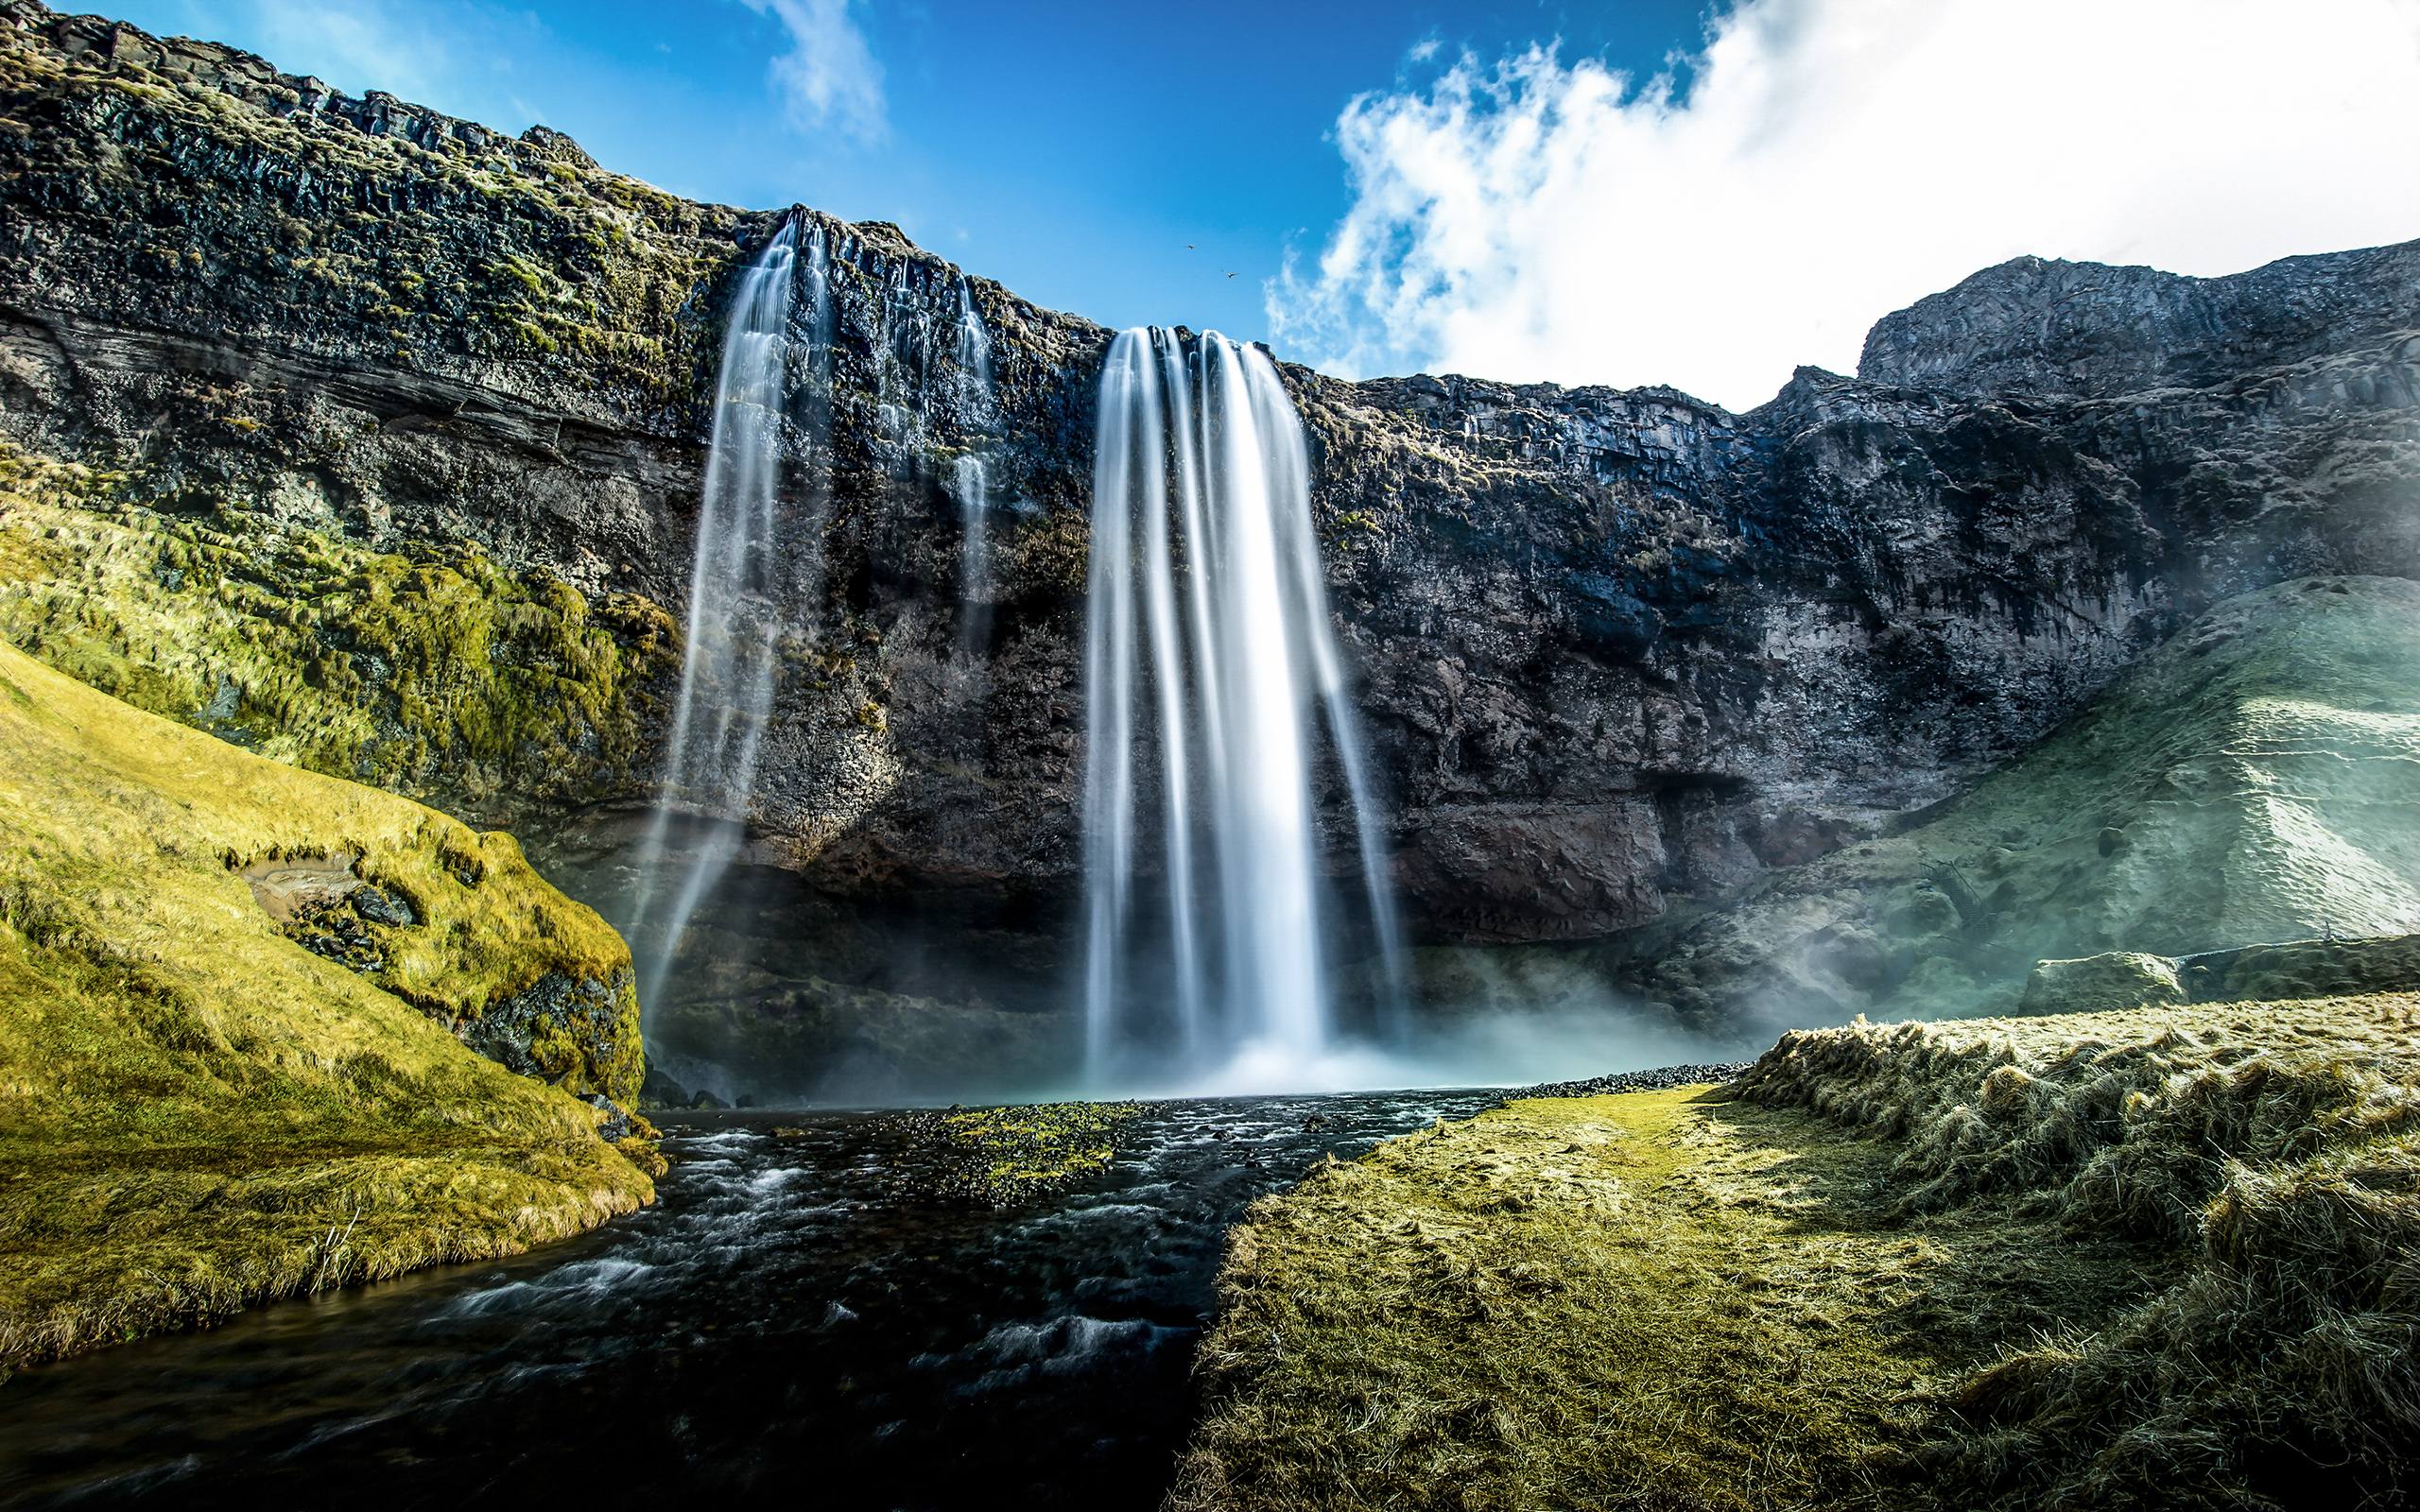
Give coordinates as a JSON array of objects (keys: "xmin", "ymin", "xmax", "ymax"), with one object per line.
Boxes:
[
  {"xmin": 2, "ymin": 3, "xmax": 2415, "ymax": 1090},
  {"xmin": 1860, "ymin": 242, "xmax": 2420, "ymax": 401}
]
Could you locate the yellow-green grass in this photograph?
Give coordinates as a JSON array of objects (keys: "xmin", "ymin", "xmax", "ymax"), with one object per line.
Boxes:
[
  {"xmin": 1177, "ymin": 996, "xmax": 2420, "ymax": 1510},
  {"xmin": 0, "ymin": 639, "xmax": 654, "ymax": 1372}
]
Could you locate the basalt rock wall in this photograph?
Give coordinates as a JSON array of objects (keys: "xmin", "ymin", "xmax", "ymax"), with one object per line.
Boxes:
[{"xmin": 2, "ymin": 3, "xmax": 2416, "ymax": 1072}]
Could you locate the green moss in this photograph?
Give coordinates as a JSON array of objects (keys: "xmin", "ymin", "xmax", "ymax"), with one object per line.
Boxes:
[
  {"xmin": 0, "ymin": 639, "xmax": 655, "ymax": 1373},
  {"xmin": 887, "ymin": 1101, "xmax": 1144, "ymax": 1206},
  {"xmin": 0, "ymin": 444, "xmax": 674, "ymax": 815}
]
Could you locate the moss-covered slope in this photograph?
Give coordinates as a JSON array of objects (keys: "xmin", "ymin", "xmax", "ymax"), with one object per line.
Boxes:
[
  {"xmin": 0, "ymin": 441, "xmax": 676, "ymax": 822},
  {"xmin": 0, "ymin": 639, "xmax": 655, "ymax": 1371},
  {"xmin": 1178, "ymin": 994, "xmax": 2420, "ymax": 1510},
  {"xmin": 1616, "ymin": 575, "xmax": 2420, "ymax": 1032}
]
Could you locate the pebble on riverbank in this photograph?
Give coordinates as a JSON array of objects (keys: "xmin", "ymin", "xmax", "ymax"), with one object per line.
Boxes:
[{"xmin": 1512, "ymin": 1061, "xmax": 1753, "ymax": 1101}]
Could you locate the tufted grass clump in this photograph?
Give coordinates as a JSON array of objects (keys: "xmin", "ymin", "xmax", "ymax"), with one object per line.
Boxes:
[
  {"xmin": 1743, "ymin": 998, "xmax": 2420, "ymax": 1506},
  {"xmin": 887, "ymin": 1101, "xmax": 1144, "ymax": 1207},
  {"xmin": 1178, "ymin": 995, "xmax": 2420, "ymax": 1510},
  {"xmin": 0, "ymin": 640, "xmax": 655, "ymax": 1373}
]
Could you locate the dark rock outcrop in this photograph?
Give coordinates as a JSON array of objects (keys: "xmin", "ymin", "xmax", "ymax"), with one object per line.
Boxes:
[
  {"xmin": 1861, "ymin": 242, "xmax": 2420, "ymax": 400},
  {"xmin": 1, "ymin": 2, "xmax": 2414, "ymax": 1090}
]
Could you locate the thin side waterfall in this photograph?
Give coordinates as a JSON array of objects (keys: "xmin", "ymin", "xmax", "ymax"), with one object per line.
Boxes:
[
  {"xmin": 955, "ymin": 280, "xmax": 994, "ymax": 405},
  {"xmin": 954, "ymin": 280, "xmax": 997, "ymax": 653},
  {"xmin": 1082, "ymin": 327, "xmax": 1405, "ymax": 1081},
  {"xmin": 631, "ymin": 220, "xmax": 802, "ymax": 1011},
  {"xmin": 951, "ymin": 454, "xmax": 991, "ymax": 656}
]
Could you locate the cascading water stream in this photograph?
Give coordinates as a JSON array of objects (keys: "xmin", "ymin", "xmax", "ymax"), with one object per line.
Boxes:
[
  {"xmin": 631, "ymin": 220, "xmax": 803, "ymax": 1012},
  {"xmin": 953, "ymin": 283, "xmax": 997, "ymax": 654},
  {"xmin": 951, "ymin": 454, "xmax": 992, "ymax": 657},
  {"xmin": 1082, "ymin": 328, "xmax": 1404, "ymax": 1084}
]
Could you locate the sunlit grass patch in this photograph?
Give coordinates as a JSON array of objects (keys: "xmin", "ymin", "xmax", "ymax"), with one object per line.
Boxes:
[
  {"xmin": 1179, "ymin": 994, "xmax": 2420, "ymax": 1509},
  {"xmin": 1748, "ymin": 998, "xmax": 2420, "ymax": 1506},
  {"xmin": 0, "ymin": 641, "xmax": 654, "ymax": 1372}
]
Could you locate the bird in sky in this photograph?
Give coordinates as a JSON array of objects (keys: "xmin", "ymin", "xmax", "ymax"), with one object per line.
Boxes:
[{"xmin": 1225, "ymin": 271, "xmax": 1236, "ymax": 279}]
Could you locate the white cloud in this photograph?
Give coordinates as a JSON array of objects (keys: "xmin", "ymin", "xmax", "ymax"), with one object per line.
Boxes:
[
  {"xmin": 1272, "ymin": 0, "xmax": 2420, "ymax": 410},
  {"xmin": 741, "ymin": 0, "xmax": 888, "ymax": 145}
]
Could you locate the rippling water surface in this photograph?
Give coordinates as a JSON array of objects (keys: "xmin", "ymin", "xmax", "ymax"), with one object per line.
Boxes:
[{"xmin": 0, "ymin": 1091, "xmax": 1491, "ymax": 1509}]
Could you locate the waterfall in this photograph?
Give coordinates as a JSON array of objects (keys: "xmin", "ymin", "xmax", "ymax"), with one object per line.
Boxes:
[
  {"xmin": 631, "ymin": 219, "xmax": 802, "ymax": 1012},
  {"xmin": 1082, "ymin": 327, "xmax": 1405, "ymax": 1082},
  {"xmin": 955, "ymin": 280, "xmax": 994, "ymax": 405},
  {"xmin": 951, "ymin": 454, "xmax": 992, "ymax": 656},
  {"xmin": 953, "ymin": 282, "xmax": 997, "ymax": 653}
]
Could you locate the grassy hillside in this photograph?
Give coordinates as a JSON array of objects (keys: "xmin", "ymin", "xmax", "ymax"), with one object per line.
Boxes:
[
  {"xmin": 1176, "ymin": 994, "xmax": 2420, "ymax": 1510},
  {"xmin": 1618, "ymin": 576, "xmax": 2420, "ymax": 1033},
  {"xmin": 0, "ymin": 639, "xmax": 656, "ymax": 1371}
]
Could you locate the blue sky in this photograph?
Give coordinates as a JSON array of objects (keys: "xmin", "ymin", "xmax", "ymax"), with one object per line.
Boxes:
[{"xmin": 110, "ymin": 1, "xmax": 1716, "ymax": 344}]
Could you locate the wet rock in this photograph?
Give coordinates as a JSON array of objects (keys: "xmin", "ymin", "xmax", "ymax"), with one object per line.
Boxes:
[
  {"xmin": 351, "ymin": 885, "xmax": 416, "ymax": 927},
  {"xmin": 2020, "ymin": 953, "xmax": 2188, "ymax": 1016},
  {"xmin": 456, "ymin": 969, "xmax": 638, "ymax": 1105},
  {"xmin": 1514, "ymin": 1062, "xmax": 1754, "ymax": 1100},
  {"xmin": 638, "ymin": 1061, "xmax": 692, "ymax": 1111},
  {"xmin": 588, "ymin": 1092, "xmax": 633, "ymax": 1143},
  {"xmin": 284, "ymin": 895, "xmax": 386, "ymax": 973}
]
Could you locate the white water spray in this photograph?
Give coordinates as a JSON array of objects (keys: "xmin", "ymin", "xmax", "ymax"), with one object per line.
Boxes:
[
  {"xmin": 631, "ymin": 221, "xmax": 802, "ymax": 1010},
  {"xmin": 1082, "ymin": 328, "xmax": 1406, "ymax": 1083}
]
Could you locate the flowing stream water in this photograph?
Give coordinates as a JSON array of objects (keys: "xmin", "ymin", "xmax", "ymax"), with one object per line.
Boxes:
[
  {"xmin": 0, "ymin": 1091, "xmax": 1490, "ymax": 1508},
  {"xmin": 1083, "ymin": 330, "xmax": 1407, "ymax": 1085}
]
